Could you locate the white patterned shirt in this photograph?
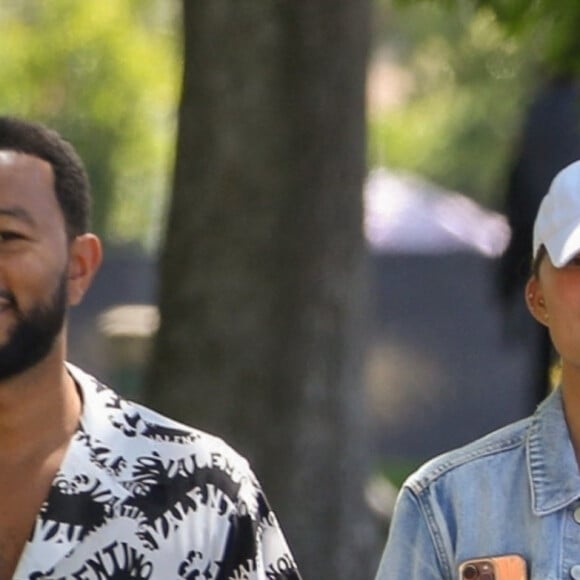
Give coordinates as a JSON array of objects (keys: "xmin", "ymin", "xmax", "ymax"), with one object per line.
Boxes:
[{"xmin": 13, "ymin": 364, "xmax": 301, "ymax": 580}]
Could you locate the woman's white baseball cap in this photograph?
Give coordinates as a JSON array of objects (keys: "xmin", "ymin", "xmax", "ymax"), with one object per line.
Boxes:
[{"xmin": 533, "ymin": 159, "xmax": 580, "ymax": 267}]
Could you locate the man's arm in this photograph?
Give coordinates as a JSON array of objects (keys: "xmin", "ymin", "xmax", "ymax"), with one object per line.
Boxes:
[{"xmin": 217, "ymin": 476, "xmax": 302, "ymax": 580}]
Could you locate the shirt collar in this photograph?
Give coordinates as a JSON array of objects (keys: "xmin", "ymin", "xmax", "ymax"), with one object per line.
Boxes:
[
  {"xmin": 15, "ymin": 364, "xmax": 131, "ymax": 577},
  {"xmin": 527, "ymin": 388, "xmax": 580, "ymax": 515}
]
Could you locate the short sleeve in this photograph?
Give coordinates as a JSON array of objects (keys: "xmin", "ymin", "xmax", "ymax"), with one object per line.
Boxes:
[{"xmin": 217, "ymin": 473, "xmax": 302, "ymax": 580}]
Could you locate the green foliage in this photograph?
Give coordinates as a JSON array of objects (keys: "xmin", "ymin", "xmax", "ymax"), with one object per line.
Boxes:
[
  {"xmin": 380, "ymin": 458, "xmax": 421, "ymax": 489},
  {"xmin": 0, "ymin": 0, "xmax": 179, "ymax": 248},
  {"xmin": 474, "ymin": 0, "xmax": 580, "ymax": 77},
  {"xmin": 369, "ymin": 1, "xmax": 539, "ymax": 207},
  {"xmin": 394, "ymin": 0, "xmax": 580, "ymax": 76}
]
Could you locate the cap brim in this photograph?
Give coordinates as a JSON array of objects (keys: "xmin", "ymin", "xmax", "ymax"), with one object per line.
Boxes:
[{"xmin": 544, "ymin": 221, "xmax": 580, "ymax": 267}]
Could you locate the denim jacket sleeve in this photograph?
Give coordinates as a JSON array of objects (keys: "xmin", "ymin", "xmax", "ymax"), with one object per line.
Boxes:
[{"xmin": 374, "ymin": 486, "xmax": 453, "ymax": 580}]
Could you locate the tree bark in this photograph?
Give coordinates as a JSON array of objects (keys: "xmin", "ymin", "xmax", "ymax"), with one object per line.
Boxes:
[{"xmin": 145, "ymin": 2, "xmax": 379, "ymax": 577}]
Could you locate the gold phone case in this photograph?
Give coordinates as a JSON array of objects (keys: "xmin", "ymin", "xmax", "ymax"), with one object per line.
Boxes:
[{"xmin": 458, "ymin": 554, "xmax": 527, "ymax": 580}]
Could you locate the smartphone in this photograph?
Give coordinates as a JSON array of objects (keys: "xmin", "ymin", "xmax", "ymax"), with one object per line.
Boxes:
[{"xmin": 458, "ymin": 554, "xmax": 527, "ymax": 580}]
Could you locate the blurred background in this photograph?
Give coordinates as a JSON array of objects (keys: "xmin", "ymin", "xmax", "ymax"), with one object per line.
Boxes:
[{"xmin": 3, "ymin": 0, "xmax": 579, "ymax": 578}]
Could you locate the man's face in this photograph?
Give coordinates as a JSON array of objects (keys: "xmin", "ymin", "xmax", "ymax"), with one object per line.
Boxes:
[
  {"xmin": 528, "ymin": 252, "xmax": 580, "ymax": 376},
  {"xmin": 0, "ymin": 151, "xmax": 71, "ymax": 379},
  {"xmin": 0, "ymin": 271, "xmax": 67, "ymax": 380}
]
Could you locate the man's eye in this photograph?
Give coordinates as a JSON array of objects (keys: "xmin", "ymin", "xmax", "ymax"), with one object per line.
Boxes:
[{"xmin": 0, "ymin": 231, "xmax": 24, "ymax": 241}]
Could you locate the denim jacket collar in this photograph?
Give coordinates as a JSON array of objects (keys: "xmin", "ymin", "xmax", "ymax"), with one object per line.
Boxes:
[{"xmin": 528, "ymin": 388, "xmax": 580, "ymax": 515}]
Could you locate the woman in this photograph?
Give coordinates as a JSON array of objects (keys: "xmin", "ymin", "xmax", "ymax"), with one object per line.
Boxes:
[{"xmin": 374, "ymin": 160, "xmax": 580, "ymax": 579}]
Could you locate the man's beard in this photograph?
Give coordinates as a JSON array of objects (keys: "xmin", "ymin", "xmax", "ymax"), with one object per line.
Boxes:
[{"xmin": 0, "ymin": 273, "xmax": 68, "ymax": 381}]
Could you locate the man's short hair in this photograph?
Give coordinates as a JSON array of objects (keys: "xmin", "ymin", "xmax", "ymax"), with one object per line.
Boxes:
[{"xmin": 0, "ymin": 116, "xmax": 91, "ymax": 238}]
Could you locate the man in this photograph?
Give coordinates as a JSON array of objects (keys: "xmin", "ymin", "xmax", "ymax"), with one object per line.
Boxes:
[
  {"xmin": 374, "ymin": 159, "xmax": 580, "ymax": 578},
  {"xmin": 496, "ymin": 74, "xmax": 580, "ymax": 405},
  {"xmin": 0, "ymin": 117, "xmax": 301, "ymax": 579}
]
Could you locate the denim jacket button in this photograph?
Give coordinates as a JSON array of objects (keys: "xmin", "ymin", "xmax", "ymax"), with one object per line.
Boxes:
[
  {"xmin": 571, "ymin": 564, "xmax": 580, "ymax": 578},
  {"xmin": 574, "ymin": 507, "xmax": 580, "ymax": 523}
]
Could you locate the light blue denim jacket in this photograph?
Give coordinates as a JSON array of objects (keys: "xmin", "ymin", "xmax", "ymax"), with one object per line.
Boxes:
[{"xmin": 374, "ymin": 389, "xmax": 580, "ymax": 579}]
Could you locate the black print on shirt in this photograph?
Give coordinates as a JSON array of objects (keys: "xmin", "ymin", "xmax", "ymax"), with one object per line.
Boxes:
[
  {"xmin": 217, "ymin": 512, "xmax": 258, "ymax": 580},
  {"xmin": 35, "ymin": 474, "xmax": 114, "ymax": 543},
  {"xmin": 69, "ymin": 541, "xmax": 154, "ymax": 579},
  {"xmin": 125, "ymin": 452, "xmax": 240, "ymax": 549},
  {"xmin": 177, "ymin": 550, "xmax": 222, "ymax": 579},
  {"xmin": 103, "ymin": 386, "xmax": 198, "ymax": 445},
  {"xmin": 264, "ymin": 556, "xmax": 302, "ymax": 580},
  {"xmin": 19, "ymin": 368, "xmax": 302, "ymax": 579}
]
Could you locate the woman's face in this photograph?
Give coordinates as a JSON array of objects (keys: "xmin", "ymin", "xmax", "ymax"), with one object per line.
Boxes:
[{"xmin": 527, "ymin": 252, "xmax": 580, "ymax": 373}]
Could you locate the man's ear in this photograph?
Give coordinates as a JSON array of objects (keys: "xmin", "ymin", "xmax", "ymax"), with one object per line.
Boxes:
[
  {"xmin": 67, "ymin": 234, "xmax": 102, "ymax": 306},
  {"xmin": 525, "ymin": 276, "xmax": 549, "ymax": 327}
]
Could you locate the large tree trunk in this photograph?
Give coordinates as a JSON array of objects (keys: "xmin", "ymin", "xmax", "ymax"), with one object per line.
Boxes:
[{"xmin": 145, "ymin": 2, "xmax": 379, "ymax": 577}]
